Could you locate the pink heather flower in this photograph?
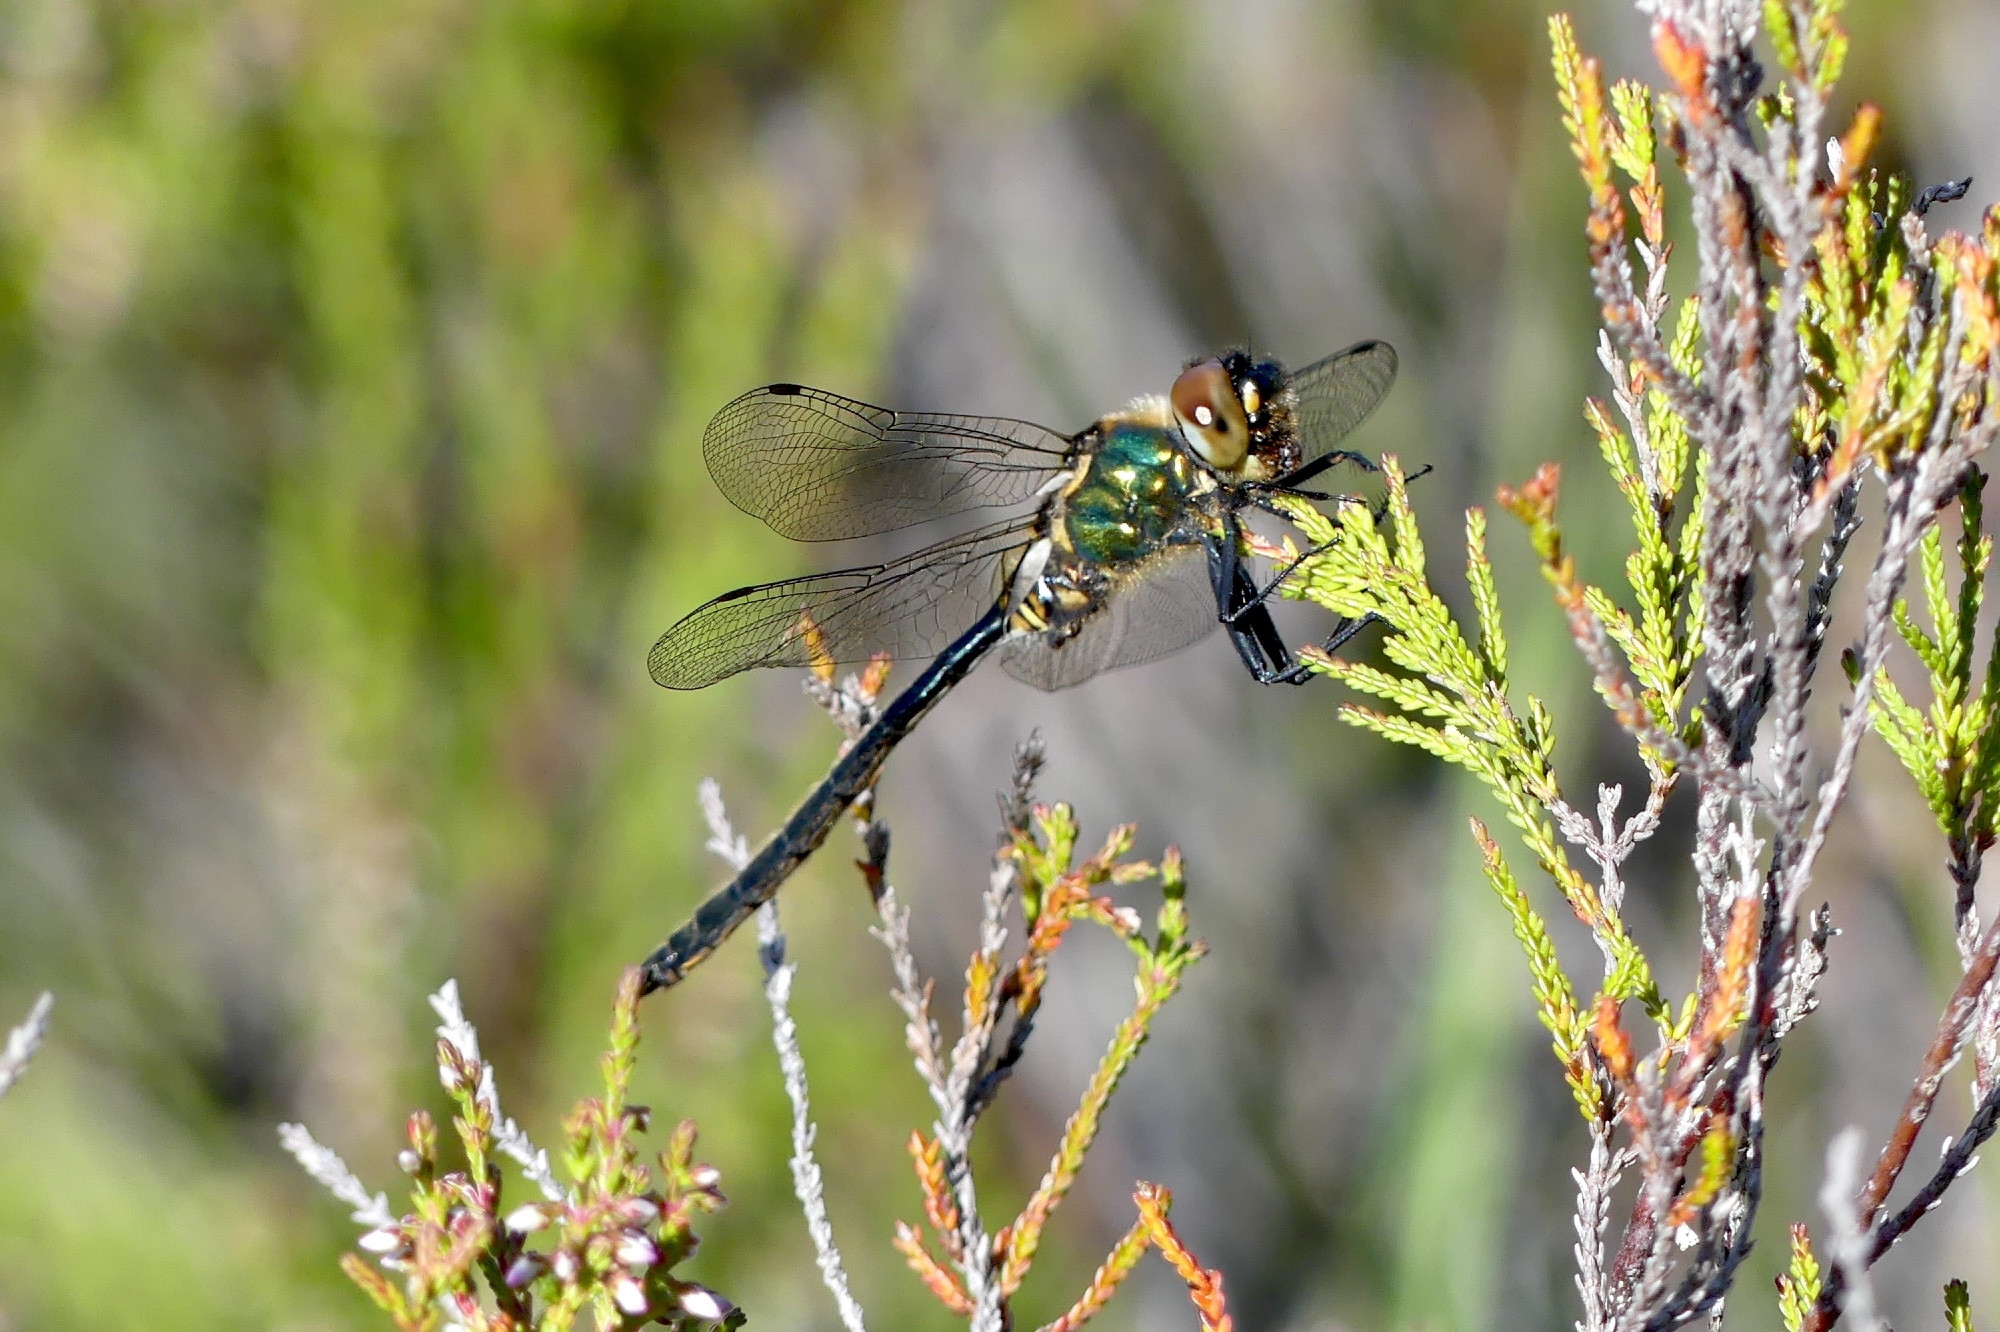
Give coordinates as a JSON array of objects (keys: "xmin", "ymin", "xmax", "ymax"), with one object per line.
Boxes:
[
  {"xmin": 504, "ymin": 1203, "xmax": 548, "ymax": 1233},
  {"xmin": 504, "ymin": 1253, "xmax": 546, "ymax": 1288},
  {"xmin": 616, "ymin": 1196, "xmax": 660, "ymax": 1225},
  {"xmin": 357, "ymin": 1226, "xmax": 404, "ymax": 1255},
  {"xmin": 609, "ymin": 1274, "xmax": 648, "ymax": 1316},
  {"xmin": 615, "ymin": 1231, "xmax": 657, "ymax": 1268},
  {"xmin": 677, "ymin": 1284, "xmax": 735, "ymax": 1322},
  {"xmin": 689, "ymin": 1165, "xmax": 721, "ymax": 1189},
  {"xmin": 551, "ymin": 1249, "xmax": 578, "ymax": 1283}
]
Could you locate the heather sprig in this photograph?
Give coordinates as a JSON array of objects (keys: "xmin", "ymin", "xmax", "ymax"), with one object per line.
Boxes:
[
  {"xmin": 1280, "ymin": 466, "xmax": 1665, "ymax": 1055},
  {"xmin": 281, "ymin": 974, "xmax": 739, "ymax": 1331},
  {"xmin": 1946, "ymin": 1280, "xmax": 1976, "ymax": 1332},
  {"xmin": 883, "ymin": 795, "xmax": 1221, "ymax": 1331},
  {"xmin": 1778, "ymin": 1225, "xmax": 1824, "ymax": 1332},
  {"xmin": 1867, "ymin": 473, "xmax": 2000, "ymax": 984},
  {"xmin": 826, "ymin": 703, "xmax": 1223, "ymax": 1331},
  {"xmin": 1270, "ymin": 0, "xmax": 2000, "ymax": 1326}
]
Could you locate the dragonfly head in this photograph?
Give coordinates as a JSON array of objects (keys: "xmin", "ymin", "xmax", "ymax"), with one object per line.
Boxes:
[{"xmin": 1171, "ymin": 351, "xmax": 1293, "ymax": 479}]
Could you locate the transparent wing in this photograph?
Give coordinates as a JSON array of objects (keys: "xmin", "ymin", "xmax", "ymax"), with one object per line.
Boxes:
[
  {"xmin": 999, "ymin": 540, "xmax": 1218, "ymax": 692},
  {"xmin": 648, "ymin": 520, "xmax": 1031, "ymax": 690},
  {"xmin": 1287, "ymin": 340, "xmax": 1398, "ymax": 469},
  {"xmin": 703, "ymin": 383, "xmax": 1075, "ymax": 541}
]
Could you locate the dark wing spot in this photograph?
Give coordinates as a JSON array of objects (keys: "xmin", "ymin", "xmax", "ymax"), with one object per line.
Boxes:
[{"xmin": 767, "ymin": 382, "xmax": 803, "ymax": 395}]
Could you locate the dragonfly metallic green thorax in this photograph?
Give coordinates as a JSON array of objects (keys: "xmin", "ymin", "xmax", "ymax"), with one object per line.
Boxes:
[
  {"xmin": 1001, "ymin": 408, "xmax": 1213, "ymax": 664},
  {"xmin": 638, "ymin": 341, "xmax": 1399, "ymax": 992},
  {"xmin": 1057, "ymin": 415, "xmax": 1205, "ymax": 566}
]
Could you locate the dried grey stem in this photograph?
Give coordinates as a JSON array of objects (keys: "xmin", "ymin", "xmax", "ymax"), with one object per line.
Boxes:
[
  {"xmin": 277, "ymin": 1120, "xmax": 396, "ymax": 1229},
  {"xmin": 0, "ymin": 991, "xmax": 51, "ymax": 1103},
  {"xmin": 1974, "ymin": 979, "xmax": 2000, "ymax": 1104},
  {"xmin": 1820, "ymin": 1130, "xmax": 1885, "ymax": 1332},
  {"xmin": 874, "ymin": 886, "xmax": 948, "ymax": 1101},
  {"xmin": 1772, "ymin": 904, "xmax": 1835, "ymax": 1039},
  {"xmin": 934, "ymin": 857, "xmax": 1018, "ymax": 1332},
  {"xmin": 760, "ymin": 916, "xmax": 869, "ymax": 1332},
  {"xmin": 1786, "ymin": 445, "xmax": 1984, "ymax": 924},
  {"xmin": 1000, "ymin": 732, "xmax": 1047, "ymax": 836},
  {"xmin": 702, "ymin": 772, "xmax": 867, "ymax": 1332},
  {"xmin": 804, "ymin": 670, "xmax": 881, "ymax": 743},
  {"xmin": 873, "ymin": 875, "xmax": 1005, "ymax": 1324},
  {"xmin": 860, "ymin": 731, "xmax": 1064, "ymax": 1331},
  {"xmin": 428, "ymin": 979, "xmax": 565, "ymax": 1203},
  {"xmin": 1573, "ymin": 1124, "xmax": 1629, "ymax": 1332},
  {"xmin": 700, "ymin": 777, "xmax": 752, "ymax": 873},
  {"xmin": 1871, "ymin": 1082, "xmax": 2000, "ymax": 1262}
]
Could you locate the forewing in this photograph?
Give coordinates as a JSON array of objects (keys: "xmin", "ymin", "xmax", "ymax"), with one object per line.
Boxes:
[
  {"xmin": 1287, "ymin": 340, "xmax": 1398, "ymax": 467},
  {"xmin": 999, "ymin": 541, "xmax": 1218, "ymax": 692},
  {"xmin": 703, "ymin": 383, "xmax": 1074, "ymax": 541},
  {"xmin": 648, "ymin": 520, "xmax": 1029, "ymax": 690}
]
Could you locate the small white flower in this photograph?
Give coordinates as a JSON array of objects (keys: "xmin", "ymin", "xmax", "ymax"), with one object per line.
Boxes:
[
  {"xmin": 395, "ymin": 1149, "xmax": 422, "ymax": 1175},
  {"xmin": 552, "ymin": 1249, "xmax": 578, "ymax": 1283},
  {"xmin": 358, "ymin": 1226, "xmax": 404, "ymax": 1254},
  {"xmin": 678, "ymin": 1284, "xmax": 735, "ymax": 1322},
  {"xmin": 610, "ymin": 1274, "xmax": 649, "ymax": 1316},
  {"xmin": 617, "ymin": 1197, "xmax": 660, "ymax": 1225},
  {"xmin": 1112, "ymin": 906, "xmax": 1143, "ymax": 933},
  {"xmin": 504, "ymin": 1204, "xmax": 548, "ymax": 1234},
  {"xmin": 615, "ymin": 1231, "xmax": 658, "ymax": 1268},
  {"xmin": 1674, "ymin": 1222, "xmax": 1698, "ymax": 1250},
  {"xmin": 689, "ymin": 1165, "xmax": 721, "ymax": 1189}
]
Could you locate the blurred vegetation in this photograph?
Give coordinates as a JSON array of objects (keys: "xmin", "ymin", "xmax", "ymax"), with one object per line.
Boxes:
[{"xmin": 0, "ymin": 0, "xmax": 1982, "ymax": 1328}]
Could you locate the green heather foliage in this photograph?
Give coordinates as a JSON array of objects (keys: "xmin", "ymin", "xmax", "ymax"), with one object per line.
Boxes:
[{"xmin": 1948, "ymin": 1280, "xmax": 1977, "ymax": 1332}]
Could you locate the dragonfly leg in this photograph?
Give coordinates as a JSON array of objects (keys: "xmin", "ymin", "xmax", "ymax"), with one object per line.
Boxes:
[
  {"xmin": 1225, "ymin": 534, "xmax": 1339, "ymax": 616},
  {"xmin": 1210, "ymin": 513, "xmax": 1384, "ymax": 685},
  {"xmin": 1268, "ymin": 448, "xmax": 1378, "ymax": 489},
  {"xmin": 1210, "ymin": 516, "xmax": 1317, "ymax": 686},
  {"xmin": 1228, "ymin": 599, "xmax": 1311, "ymax": 684},
  {"xmin": 1235, "ymin": 604, "xmax": 1385, "ymax": 685}
]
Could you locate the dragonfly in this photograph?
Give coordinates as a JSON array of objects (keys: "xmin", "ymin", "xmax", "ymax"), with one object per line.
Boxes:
[{"xmin": 638, "ymin": 341, "xmax": 1398, "ymax": 993}]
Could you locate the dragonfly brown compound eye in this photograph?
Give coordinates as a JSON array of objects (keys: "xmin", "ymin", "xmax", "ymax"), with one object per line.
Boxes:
[{"xmin": 1171, "ymin": 358, "xmax": 1250, "ymax": 471}]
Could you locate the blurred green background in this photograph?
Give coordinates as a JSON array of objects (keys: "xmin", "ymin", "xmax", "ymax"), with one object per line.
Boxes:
[{"xmin": 0, "ymin": 0, "xmax": 1995, "ymax": 1326}]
